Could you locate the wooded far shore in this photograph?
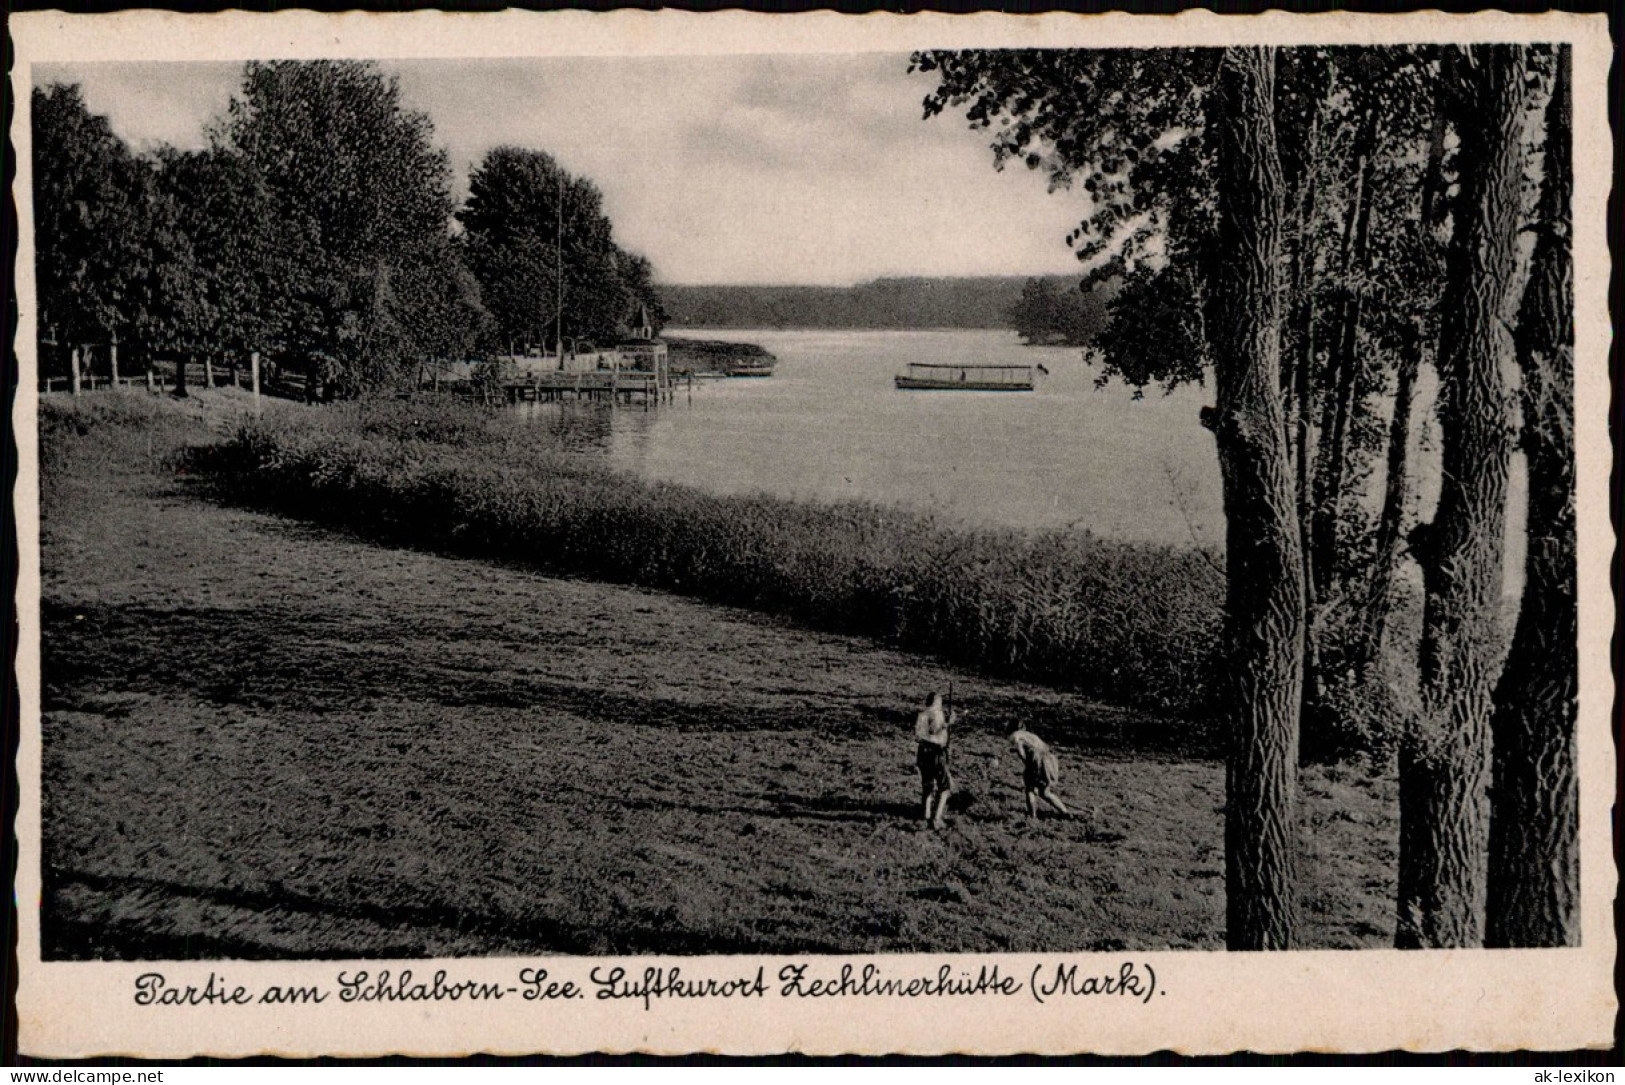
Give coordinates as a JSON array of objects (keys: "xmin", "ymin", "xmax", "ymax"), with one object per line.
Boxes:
[{"xmin": 661, "ymin": 276, "xmax": 1105, "ymax": 338}]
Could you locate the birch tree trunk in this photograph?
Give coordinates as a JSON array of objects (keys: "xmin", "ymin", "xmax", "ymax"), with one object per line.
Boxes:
[
  {"xmin": 1487, "ymin": 46, "xmax": 1577, "ymax": 948},
  {"xmin": 1206, "ymin": 46, "xmax": 1305, "ymax": 951},
  {"xmin": 1396, "ymin": 46, "xmax": 1530, "ymax": 950}
]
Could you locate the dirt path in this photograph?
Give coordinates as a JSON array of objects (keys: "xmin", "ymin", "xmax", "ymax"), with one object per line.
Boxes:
[{"xmin": 39, "ymin": 392, "xmax": 1398, "ymax": 957}]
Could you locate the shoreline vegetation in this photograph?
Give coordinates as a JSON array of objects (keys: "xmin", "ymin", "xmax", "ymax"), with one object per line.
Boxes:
[
  {"xmin": 178, "ymin": 395, "xmax": 1226, "ymax": 719},
  {"xmin": 662, "ymin": 336, "xmax": 778, "ymax": 376}
]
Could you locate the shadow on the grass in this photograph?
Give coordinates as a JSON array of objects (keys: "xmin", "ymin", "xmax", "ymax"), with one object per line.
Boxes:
[
  {"xmin": 760, "ymin": 790, "xmax": 923, "ymax": 822},
  {"xmin": 41, "ymin": 868, "xmax": 853, "ymax": 961},
  {"xmin": 42, "ymin": 594, "xmax": 1218, "ymax": 759},
  {"xmin": 539, "ymin": 779, "xmax": 918, "ymax": 825}
]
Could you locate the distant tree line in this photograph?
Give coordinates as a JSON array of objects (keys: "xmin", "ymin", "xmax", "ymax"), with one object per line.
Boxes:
[
  {"xmin": 32, "ymin": 61, "xmax": 665, "ymax": 398},
  {"xmin": 662, "ymin": 275, "xmax": 1106, "ymax": 333},
  {"xmin": 917, "ymin": 44, "xmax": 1576, "ymax": 951}
]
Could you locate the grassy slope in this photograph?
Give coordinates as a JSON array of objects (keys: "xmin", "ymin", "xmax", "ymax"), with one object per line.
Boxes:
[{"xmin": 38, "ymin": 391, "xmax": 1398, "ymax": 957}]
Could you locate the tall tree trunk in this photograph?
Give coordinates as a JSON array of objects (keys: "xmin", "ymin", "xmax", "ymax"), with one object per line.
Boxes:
[
  {"xmin": 1487, "ymin": 46, "xmax": 1577, "ymax": 948},
  {"xmin": 1205, "ymin": 46, "xmax": 1305, "ymax": 951},
  {"xmin": 1396, "ymin": 46, "xmax": 1530, "ymax": 950}
]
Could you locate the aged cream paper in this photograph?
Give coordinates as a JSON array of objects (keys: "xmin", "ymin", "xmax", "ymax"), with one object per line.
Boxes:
[{"xmin": 10, "ymin": 8, "xmax": 1615, "ymax": 1058}]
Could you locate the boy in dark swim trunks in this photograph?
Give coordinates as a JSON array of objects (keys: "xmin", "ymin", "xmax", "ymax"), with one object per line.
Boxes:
[
  {"xmin": 914, "ymin": 691, "xmax": 955, "ymax": 828},
  {"xmin": 1008, "ymin": 723, "xmax": 1071, "ymax": 818}
]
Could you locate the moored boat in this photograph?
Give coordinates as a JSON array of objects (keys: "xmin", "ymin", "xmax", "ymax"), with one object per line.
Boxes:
[{"xmin": 894, "ymin": 362, "xmax": 1035, "ymax": 391}]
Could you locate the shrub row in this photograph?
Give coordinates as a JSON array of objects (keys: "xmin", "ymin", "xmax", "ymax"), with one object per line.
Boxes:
[{"xmin": 199, "ymin": 401, "xmax": 1225, "ymax": 715}]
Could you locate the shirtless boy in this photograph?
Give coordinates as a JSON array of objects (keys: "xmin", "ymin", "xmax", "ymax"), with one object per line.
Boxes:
[{"xmin": 914, "ymin": 691, "xmax": 955, "ymax": 828}]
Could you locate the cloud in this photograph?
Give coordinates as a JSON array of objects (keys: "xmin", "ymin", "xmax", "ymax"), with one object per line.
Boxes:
[
  {"xmin": 32, "ymin": 55, "xmax": 1095, "ymax": 286},
  {"xmin": 35, "ymin": 61, "xmax": 241, "ymax": 152}
]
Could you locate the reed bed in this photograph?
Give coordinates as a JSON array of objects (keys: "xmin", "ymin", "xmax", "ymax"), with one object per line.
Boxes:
[{"xmin": 194, "ymin": 399, "xmax": 1225, "ymax": 715}]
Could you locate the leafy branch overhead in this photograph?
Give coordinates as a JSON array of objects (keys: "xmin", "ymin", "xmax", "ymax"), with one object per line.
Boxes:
[
  {"xmin": 913, "ymin": 49, "xmax": 1220, "ymax": 283},
  {"xmin": 914, "ymin": 43, "xmax": 1575, "ymax": 951}
]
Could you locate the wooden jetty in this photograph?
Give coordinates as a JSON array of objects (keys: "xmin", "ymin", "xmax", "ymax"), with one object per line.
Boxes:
[
  {"xmin": 472, "ymin": 369, "xmax": 691, "ymax": 406},
  {"xmin": 894, "ymin": 362, "xmax": 1036, "ymax": 391}
]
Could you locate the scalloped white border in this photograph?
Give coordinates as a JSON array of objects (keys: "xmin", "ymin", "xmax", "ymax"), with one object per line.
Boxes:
[{"xmin": 10, "ymin": 9, "xmax": 1616, "ymax": 1057}]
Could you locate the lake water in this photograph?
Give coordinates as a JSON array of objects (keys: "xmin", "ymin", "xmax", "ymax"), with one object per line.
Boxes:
[
  {"xmin": 513, "ymin": 325, "xmax": 1527, "ymax": 595},
  {"xmin": 517, "ymin": 328, "xmax": 1225, "ymax": 548}
]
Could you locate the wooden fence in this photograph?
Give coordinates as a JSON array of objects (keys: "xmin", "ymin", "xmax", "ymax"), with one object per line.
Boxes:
[{"xmin": 39, "ymin": 349, "xmax": 264, "ymax": 417}]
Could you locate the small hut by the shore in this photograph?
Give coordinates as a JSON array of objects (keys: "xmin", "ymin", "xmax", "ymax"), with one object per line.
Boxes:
[{"xmin": 613, "ymin": 305, "xmax": 669, "ymax": 386}]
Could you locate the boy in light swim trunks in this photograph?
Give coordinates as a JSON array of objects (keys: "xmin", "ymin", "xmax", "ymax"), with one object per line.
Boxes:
[
  {"xmin": 1009, "ymin": 724, "xmax": 1071, "ymax": 818},
  {"xmin": 914, "ymin": 691, "xmax": 955, "ymax": 828}
]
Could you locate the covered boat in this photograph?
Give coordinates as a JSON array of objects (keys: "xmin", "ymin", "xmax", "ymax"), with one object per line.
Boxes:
[{"xmin": 894, "ymin": 362, "xmax": 1035, "ymax": 391}]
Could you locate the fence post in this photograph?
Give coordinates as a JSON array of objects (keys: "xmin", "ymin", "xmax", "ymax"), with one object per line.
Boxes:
[
  {"xmin": 70, "ymin": 347, "xmax": 82, "ymax": 396},
  {"xmin": 145, "ymin": 366, "xmax": 154, "ymax": 393},
  {"xmin": 202, "ymin": 355, "xmax": 214, "ymax": 389},
  {"xmin": 251, "ymin": 351, "xmax": 262, "ymax": 417},
  {"xmin": 109, "ymin": 340, "xmax": 120, "ymax": 389}
]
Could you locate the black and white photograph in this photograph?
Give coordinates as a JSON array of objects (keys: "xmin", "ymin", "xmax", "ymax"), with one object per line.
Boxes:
[{"xmin": 10, "ymin": 9, "xmax": 1615, "ymax": 1057}]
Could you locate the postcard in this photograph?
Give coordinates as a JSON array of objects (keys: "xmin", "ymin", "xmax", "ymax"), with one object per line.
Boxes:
[{"xmin": 10, "ymin": 8, "xmax": 1615, "ymax": 1057}]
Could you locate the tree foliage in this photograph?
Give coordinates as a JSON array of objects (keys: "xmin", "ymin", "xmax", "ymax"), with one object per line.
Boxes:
[
  {"xmin": 913, "ymin": 49, "xmax": 1221, "ymax": 285},
  {"xmin": 1088, "ymin": 266, "xmax": 1207, "ymax": 392},
  {"xmin": 914, "ymin": 42, "xmax": 1569, "ymax": 950},
  {"xmin": 148, "ymin": 146, "xmax": 287, "ymax": 359},
  {"xmin": 1007, "ymin": 276, "xmax": 1110, "ymax": 347},
  {"xmin": 459, "ymin": 146, "xmax": 659, "ymax": 349},
  {"xmin": 914, "ymin": 45, "xmax": 1497, "ymax": 736},
  {"xmin": 32, "ymin": 61, "xmax": 671, "ymax": 394},
  {"xmin": 31, "ymin": 84, "xmax": 151, "ymax": 350},
  {"xmin": 218, "ymin": 61, "xmax": 471, "ymax": 392}
]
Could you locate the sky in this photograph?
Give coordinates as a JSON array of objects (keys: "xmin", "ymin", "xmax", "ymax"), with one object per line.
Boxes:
[{"xmin": 34, "ymin": 56, "xmax": 1096, "ymax": 286}]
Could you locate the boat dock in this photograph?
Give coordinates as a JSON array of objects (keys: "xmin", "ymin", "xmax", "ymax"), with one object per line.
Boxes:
[
  {"xmin": 509, "ymin": 370, "xmax": 684, "ymax": 404},
  {"xmin": 433, "ymin": 369, "xmax": 693, "ymax": 406}
]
